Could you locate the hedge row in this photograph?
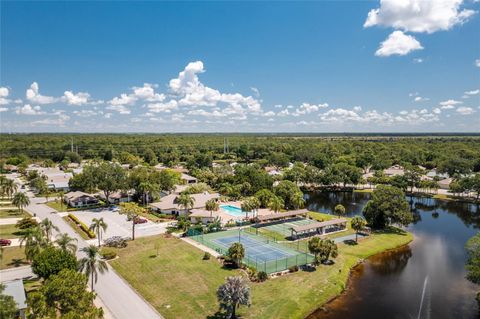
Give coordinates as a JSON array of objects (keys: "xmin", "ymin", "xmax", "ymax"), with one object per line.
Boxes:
[{"xmin": 68, "ymin": 214, "xmax": 96, "ymax": 238}]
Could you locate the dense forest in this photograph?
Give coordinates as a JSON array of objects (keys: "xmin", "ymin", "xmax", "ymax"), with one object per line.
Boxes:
[{"xmin": 1, "ymin": 134, "xmax": 480, "ymax": 174}]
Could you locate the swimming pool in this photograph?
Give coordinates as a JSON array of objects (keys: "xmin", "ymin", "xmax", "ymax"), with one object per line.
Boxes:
[{"xmin": 220, "ymin": 205, "xmax": 248, "ymax": 217}]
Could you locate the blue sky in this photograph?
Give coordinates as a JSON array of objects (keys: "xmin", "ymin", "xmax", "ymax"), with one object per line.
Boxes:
[{"xmin": 1, "ymin": 1, "xmax": 479, "ymax": 132}]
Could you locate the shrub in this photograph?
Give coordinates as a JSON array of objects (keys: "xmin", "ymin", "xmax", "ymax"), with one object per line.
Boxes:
[
  {"xmin": 203, "ymin": 252, "xmax": 211, "ymax": 260},
  {"xmin": 104, "ymin": 236, "xmax": 128, "ymax": 248},
  {"xmin": 245, "ymin": 266, "xmax": 257, "ymax": 281},
  {"xmin": 68, "ymin": 214, "xmax": 95, "ymax": 238},
  {"xmin": 288, "ymin": 265, "xmax": 298, "ymax": 272},
  {"xmin": 257, "ymin": 271, "xmax": 268, "ymax": 282},
  {"xmin": 100, "ymin": 248, "xmax": 117, "ymax": 260},
  {"xmin": 16, "ymin": 217, "xmax": 38, "ymax": 230},
  {"xmin": 288, "ymin": 265, "xmax": 299, "ymax": 273}
]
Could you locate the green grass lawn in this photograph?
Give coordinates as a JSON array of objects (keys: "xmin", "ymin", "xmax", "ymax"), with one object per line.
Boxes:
[
  {"xmin": 0, "ymin": 224, "xmax": 24, "ymax": 238},
  {"xmin": 110, "ymin": 235, "xmax": 240, "ymax": 319},
  {"xmin": 0, "ymin": 209, "xmax": 30, "ymax": 219},
  {"xmin": 46, "ymin": 201, "xmax": 68, "ymax": 212},
  {"xmin": 111, "ymin": 229, "xmax": 413, "ymax": 319},
  {"xmin": 0, "ymin": 246, "xmax": 29, "ymax": 269}
]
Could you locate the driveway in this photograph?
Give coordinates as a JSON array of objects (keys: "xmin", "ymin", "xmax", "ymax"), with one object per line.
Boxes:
[{"xmin": 71, "ymin": 207, "xmax": 169, "ymax": 241}]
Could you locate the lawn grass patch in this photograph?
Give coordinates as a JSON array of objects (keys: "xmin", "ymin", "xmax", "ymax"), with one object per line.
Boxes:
[
  {"xmin": 111, "ymin": 229, "xmax": 412, "ymax": 319},
  {"xmin": 0, "ymin": 246, "xmax": 29, "ymax": 269},
  {"xmin": 0, "ymin": 224, "xmax": 24, "ymax": 238},
  {"xmin": 46, "ymin": 201, "xmax": 68, "ymax": 212},
  {"xmin": 0, "ymin": 209, "xmax": 30, "ymax": 219},
  {"xmin": 110, "ymin": 235, "xmax": 240, "ymax": 319}
]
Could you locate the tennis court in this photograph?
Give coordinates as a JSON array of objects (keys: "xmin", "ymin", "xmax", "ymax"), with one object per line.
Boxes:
[
  {"xmin": 188, "ymin": 228, "xmax": 314, "ymax": 273},
  {"xmin": 258, "ymin": 218, "xmax": 318, "ymax": 238}
]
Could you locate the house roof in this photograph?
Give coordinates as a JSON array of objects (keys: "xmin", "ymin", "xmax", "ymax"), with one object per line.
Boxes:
[
  {"xmin": 150, "ymin": 192, "xmax": 219, "ymax": 211},
  {"xmin": 64, "ymin": 191, "xmax": 96, "ymax": 200},
  {"xmin": 383, "ymin": 165, "xmax": 405, "ymax": 176},
  {"xmin": 181, "ymin": 173, "xmax": 197, "ymax": 181},
  {"xmin": 2, "ymin": 279, "xmax": 27, "ymax": 309}
]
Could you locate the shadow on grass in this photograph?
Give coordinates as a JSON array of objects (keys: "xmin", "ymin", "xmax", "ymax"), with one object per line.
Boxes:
[
  {"xmin": 8, "ymin": 258, "xmax": 29, "ymax": 267},
  {"xmin": 343, "ymin": 239, "xmax": 358, "ymax": 246},
  {"xmin": 206, "ymin": 310, "xmax": 228, "ymax": 319},
  {"xmin": 372, "ymin": 226, "xmax": 407, "ymax": 236}
]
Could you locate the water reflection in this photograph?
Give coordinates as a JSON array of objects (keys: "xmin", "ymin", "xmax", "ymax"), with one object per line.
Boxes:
[{"xmin": 305, "ymin": 191, "xmax": 479, "ymax": 319}]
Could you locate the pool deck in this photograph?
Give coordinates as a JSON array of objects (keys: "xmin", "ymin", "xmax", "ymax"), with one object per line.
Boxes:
[{"xmin": 219, "ymin": 201, "xmax": 274, "ymax": 224}]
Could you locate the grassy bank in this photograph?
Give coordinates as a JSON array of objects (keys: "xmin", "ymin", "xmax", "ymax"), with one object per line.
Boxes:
[
  {"xmin": 110, "ymin": 228, "xmax": 413, "ymax": 319},
  {"xmin": 0, "ymin": 209, "xmax": 30, "ymax": 219}
]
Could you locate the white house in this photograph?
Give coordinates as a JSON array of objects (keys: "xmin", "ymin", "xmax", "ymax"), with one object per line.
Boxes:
[
  {"xmin": 98, "ymin": 191, "xmax": 133, "ymax": 204},
  {"xmin": 64, "ymin": 191, "xmax": 99, "ymax": 208},
  {"xmin": 383, "ymin": 165, "xmax": 405, "ymax": 177},
  {"xmin": 189, "ymin": 208, "xmax": 221, "ymax": 224},
  {"xmin": 150, "ymin": 192, "xmax": 220, "ymax": 216}
]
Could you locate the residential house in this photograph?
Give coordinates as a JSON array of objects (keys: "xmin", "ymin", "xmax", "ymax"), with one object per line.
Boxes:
[
  {"xmin": 98, "ymin": 191, "xmax": 133, "ymax": 204},
  {"xmin": 181, "ymin": 173, "xmax": 197, "ymax": 184},
  {"xmin": 383, "ymin": 165, "xmax": 405, "ymax": 177},
  {"xmin": 2, "ymin": 279, "xmax": 27, "ymax": 319},
  {"xmin": 45, "ymin": 172, "xmax": 73, "ymax": 192},
  {"xmin": 64, "ymin": 191, "xmax": 99, "ymax": 208},
  {"xmin": 438, "ymin": 178, "xmax": 453, "ymax": 190},
  {"xmin": 150, "ymin": 192, "xmax": 220, "ymax": 216}
]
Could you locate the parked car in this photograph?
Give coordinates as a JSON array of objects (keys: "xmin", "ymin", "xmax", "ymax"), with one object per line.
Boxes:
[
  {"xmin": 0, "ymin": 239, "xmax": 12, "ymax": 246},
  {"xmin": 133, "ymin": 217, "xmax": 147, "ymax": 224}
]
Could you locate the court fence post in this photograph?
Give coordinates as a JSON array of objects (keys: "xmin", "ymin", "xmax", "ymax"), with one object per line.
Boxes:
[{"xmin": 264, "ymin": 261, "xmax": 266, "ymax": 273}]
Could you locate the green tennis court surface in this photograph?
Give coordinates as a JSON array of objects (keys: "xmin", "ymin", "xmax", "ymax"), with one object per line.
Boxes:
[{"xmin": 188, "ymin": 228, "xmax": 314, "ymax": 274}]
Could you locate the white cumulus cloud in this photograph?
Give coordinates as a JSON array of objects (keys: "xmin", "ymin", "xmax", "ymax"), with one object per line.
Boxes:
[
  {"xmin": 15, "ymin": 104, "xmax": 45, "ymax": 115},
  {"xmin": 456, "ymin": 106, "xmax": 475, "ymax": 115},
  {"xmin": 364, "ymin": 0, "xmax": 476, "ymax": 34},
  {"xmin": 375, "ymin": 31, "xmax": 423, "ymax": 57},
  {"xmin": 26, "ymin": 82, "xmax": 58, "ymax": 104}
]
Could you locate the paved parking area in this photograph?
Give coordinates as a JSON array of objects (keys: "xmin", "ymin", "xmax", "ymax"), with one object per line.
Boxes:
[{"xmin": 71, "ymin": 207, "xmax": 170, "ymax": 241}]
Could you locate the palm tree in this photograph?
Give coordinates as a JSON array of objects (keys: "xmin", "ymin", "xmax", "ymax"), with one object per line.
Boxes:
[
  {"xmin": 79, "ymin": 245, "xmax": 109, "ymax": 291},
  {"xmin": 138, "ymin": 181, "xmax": 157, "ymax": 207},
  {"xmin": 227, "ymin": 242, "xmax": 245, "ymax": 268},
  {"xmin": 89, "ymin": 218, "xmax": 108, "ymax": 247},
  {"xmin": 176, "ymin": 193, "xmax": 195, "ymax": 215},
  {"xmin": 57, "ymin": 191, "xmax": 65, "ymax": 211},
  {"xmin": 19, "ymin": 226, "xmax": 45, "ymax": 262},
  {"xmin": 291, "ymin": 192, "xmax": 305, "ymax": 210},
  {"xmin": 217, "ymin": 276, "xmax": 251, "ymax": 319},
  {"xmin": 205, "ymin": 199, "xmax": 219, "ymax": 218},
  {"xmin": 350, "ymin": 216, "xmax": 367, "ymax": 243},
  {"xmin": 3, "ymin": 179, "xmax": 17, "ymax": 199},
  {"xmin": 119, "ymin": 202, "xmax": 144, "ymax": 240},
  {"xmin": 55, "ymin": 233, "xmax": 78, "ymax": 254},
  {"xmin": 240, "ymin": 200, "xmax": 252, "ymax": 219},
  {"xmin": 267, "ymin": 195, "xmax": 284, "ymax": 213},
  {"xmin": 12, "ymin": 192, "xmax": 30, "ymax": 214},
  {"xmin": 39, "ymin": 218, "xmax": 59, "ymax": 242}
]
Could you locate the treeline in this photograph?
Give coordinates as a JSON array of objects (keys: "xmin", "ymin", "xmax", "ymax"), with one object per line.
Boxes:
[{"xmin": 2, "ymin": 134, "xmax": 480, "ymax": 175}]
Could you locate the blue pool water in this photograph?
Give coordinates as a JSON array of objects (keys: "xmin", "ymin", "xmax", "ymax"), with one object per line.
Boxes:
[{"xmin": 220, "ymin": 205, "xmax": 247, "ymax": 217}]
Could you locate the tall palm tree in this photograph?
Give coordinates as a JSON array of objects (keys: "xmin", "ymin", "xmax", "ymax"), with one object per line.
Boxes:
[
  {"xmin": 12, "ymin": 192, "xmax": 30, "ymax": 214},
  {"xmin": 176, "ymin": 193, "xmax": 195, "ymax": 215},
  {"xmin": 39, "ymin": 218, "xmax": 59, "ymax": 242},
  {"xmin": 19, "ymin": 226, "xmax": 45, "ymax": 262},
  {"xmin": 217, "ymin": 276, "xmax": 251, "ymax": 319},
  {"xmin": 138, "ymin": 181, "xmax": 157, "ymax": 207},
  {"xmin": 291, "ymin": 192, "xmax": 305, "ymax": 210},
  {"xmin": 55, "ymin": 233, "xmax": 78, "ymax": 254},
  {"xmin": 4, "ymin": 180, "xmax": 18, "ymax": 200},
  {"xmin": 268, "ymin": 195, "xmax": 284, "ymax": 213},
  {"xmin": 205, "ymin": 199, "xmax": 219, "ymax": 218},
  {"xmin": 57, "ymin": 191, "xmax": 65, "ymax": 211},
  {"xmin": 89, "ymin": 218, "xmax": 108, "ymax": 247},
  {"xmin": 79, "ymin": 245, "xmax": 109, "ymax": 291}
]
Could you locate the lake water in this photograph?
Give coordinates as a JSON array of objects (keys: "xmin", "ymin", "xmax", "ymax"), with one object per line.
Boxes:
[{"xmin": 304, "ymin": 191, "xmax": 479, "ymax": 319}]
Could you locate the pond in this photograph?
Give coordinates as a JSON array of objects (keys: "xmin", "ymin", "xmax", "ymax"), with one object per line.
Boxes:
[{"xmin": 304, "ymin": 191, "xmax": 479, "ymax": 319}]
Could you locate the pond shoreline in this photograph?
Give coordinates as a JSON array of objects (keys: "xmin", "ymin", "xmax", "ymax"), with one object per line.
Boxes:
[{"xmin": 305, "ymin": 238, "xmax": 415, "ymax": 318}]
